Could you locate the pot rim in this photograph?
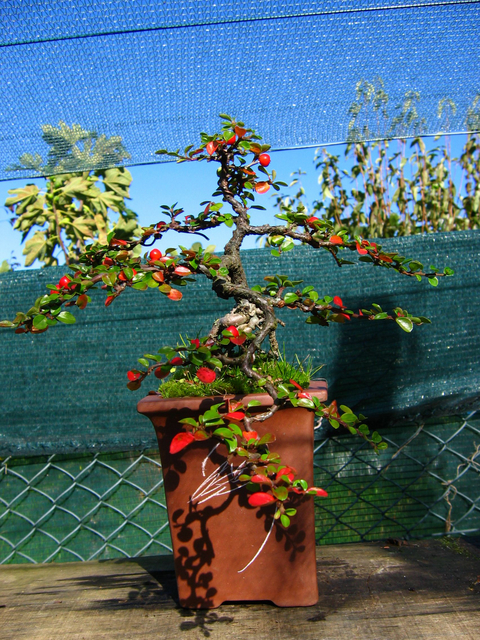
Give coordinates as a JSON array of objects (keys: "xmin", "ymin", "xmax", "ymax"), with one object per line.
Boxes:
[{"xmin": 136, "ymin": 379, "xmax": 328, "ymax": 416}]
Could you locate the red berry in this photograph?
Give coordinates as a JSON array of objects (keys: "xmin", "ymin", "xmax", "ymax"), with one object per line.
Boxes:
[
  {"xmin": 307, "ymin": 216, "xmax": 320, "ymax": 228},
  {"xmin": 190, "ymin": 338, "xmax": 200, "ymax": 349},
  {"xmin": 127, "ymin": 370, "xmax": 141, "ymax": 381},
  {"xmin": 258, "ymin": 153, "xmax": 270, "ymax": 167},
  {"xmin": 196, "ymin": 367, "xmax": 216, "ymax": 384},
  {"xmin": 169, "ymin": 357, "xmax": 183, "ymax": 366},
  {"xmin": 149, "ymin": 249, "xmax": 162, "ymax": 261},
  {"xmin": 58, "ymin": 276, "xmax": 71, "ymax": 289},
  {"xmin": 103, "ymin": 257, "xmax": 114, "ymax": 266},
  {"xmin": 226, "ymin": 325, "xmax": 239, "ymax": 337}
]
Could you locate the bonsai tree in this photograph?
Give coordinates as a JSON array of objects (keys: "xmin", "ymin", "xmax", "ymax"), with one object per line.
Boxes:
[{"xmin": 1, "ymin": 115, "xmax": 453, "ymax": 528}]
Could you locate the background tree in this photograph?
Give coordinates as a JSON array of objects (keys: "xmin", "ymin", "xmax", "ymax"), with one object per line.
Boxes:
[
  {"xmin": 4, "ymin": 122, "xmax": 141, "ymax": 267},
  {"xmin": 275, "ymin": 83, "xmax": 480, "ymax": 238}
]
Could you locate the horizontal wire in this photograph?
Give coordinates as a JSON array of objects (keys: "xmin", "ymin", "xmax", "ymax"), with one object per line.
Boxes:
[{"xmin": 1, "ymin": 1, "xmax": 479, "ymax": 48}]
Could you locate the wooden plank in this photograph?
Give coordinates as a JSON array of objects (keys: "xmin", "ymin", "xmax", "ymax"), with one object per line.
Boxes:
[{"xmin": 0, "ymin": 539, "xmax": 479, "ymax": 640}]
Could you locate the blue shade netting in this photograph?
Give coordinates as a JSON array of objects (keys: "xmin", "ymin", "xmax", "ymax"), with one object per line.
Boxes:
[{"xmin": 1, "ymin": 0, "xmax": 480, "ymax": 179}]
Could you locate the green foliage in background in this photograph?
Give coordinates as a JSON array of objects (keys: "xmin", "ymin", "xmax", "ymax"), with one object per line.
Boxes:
[
  {"xmin": 4, "ymin": 123, "xmax": 141, "ymax": 267},
  {"xmin": 276, "ymin": 81, "xmax": 480, "ymax": 238}
]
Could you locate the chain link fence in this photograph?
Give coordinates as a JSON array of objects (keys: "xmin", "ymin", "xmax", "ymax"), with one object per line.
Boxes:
[{"xmin": 1, "ymin": 412, "xmax": 478, "ymax": 564}]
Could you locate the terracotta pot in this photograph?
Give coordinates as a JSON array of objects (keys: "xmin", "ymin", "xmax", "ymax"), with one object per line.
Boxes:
[{"xmin": 137, "ymin": 380, "xmax": 327, "ymax": 609}]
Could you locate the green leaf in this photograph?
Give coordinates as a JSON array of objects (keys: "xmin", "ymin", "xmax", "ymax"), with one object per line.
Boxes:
[
  {"xmin": 283, "ymin": 292, "xmax": 299, "ymax": 304},
  {"xmin": 213, "ymin": 427, "xmax": 235, "ymax": 439},
  {"xmin": 297, "ymin": 398, "xmax": 315, "ymax": 409},
  {"xmin": 428, "ymin": 277, "xmax": 438, "ymax": 287},
  {"xmin": 33, "ymin": 314, "xmax": 48, "ymax": 330},
  {"xmin": 102, "ymin": 273, "xmax": 116, "ymax": 287},
  {"xmin": 396, "ymin": 316, "xmax": 413, "ymax": 332},
  {"xmin": 132, "ymin": 281, "xmax": 148, "ymax": 290},
  {"xmin": 323, "ymin": 186, "xmax": 334, "ymax": 199},
  {"xmin": 280, "ymin": 238, "xmax": 294, "ymax": 252},
  {"xmin": 258, "ymin": 433, "xmax": 276, "ymax": 445},
  {"xmin": 57, "ymin": 311, "xmax": 76, "ymax": 324},
  {"xmin": 280, "ymin": 514, "xmax": 291, "ymax": 528},
  {"xmin": 207, "ymin": 357, "xmax": 223, "ymax": 369},
  {"xmin": 179, "ymin": 417, "xmax": 198, "ymax": 427},
  {"xmin": 23, "ymin": 231, "xmax": 47, "ymax": 267},
  {"xmin": 294, "ymin": 479, "xmax": 308, "ymax": 491},
  {"xmin": 409, "ymin": 261, "xmax": 423, "ymax": 271},
  {"xmin": 228, "ymin": 423, "xmax": 243, "ymax": 436},
  {"xmin": 273, "ymin": 486, "xmax": 288, "ymax": 501},
  {"xmin": 247, "ymin": 399, "xmax": 262, "ymax": 408},
  {"xmin": 224, "ymin": 437, "xmax": 237, "ymax": 453}
]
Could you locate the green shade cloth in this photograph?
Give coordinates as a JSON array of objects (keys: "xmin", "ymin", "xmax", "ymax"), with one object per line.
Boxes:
[{"xmin": 0, "ymin": 231, "xmax": 478, "ymax": 456}]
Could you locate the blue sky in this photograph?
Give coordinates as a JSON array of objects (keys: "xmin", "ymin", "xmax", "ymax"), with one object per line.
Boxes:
[
  {"xmin": 0, "ymin": 135, "xmax": 468, "ymax": 269},
  {"xmin": 0, "ymin": 146, "xmax": 329, "ymax": 268}
]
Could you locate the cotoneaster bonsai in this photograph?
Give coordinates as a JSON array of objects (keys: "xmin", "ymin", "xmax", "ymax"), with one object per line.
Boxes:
[{"xmin": 1, "ymin": 115, "xmax": 452, "ymax": 608}]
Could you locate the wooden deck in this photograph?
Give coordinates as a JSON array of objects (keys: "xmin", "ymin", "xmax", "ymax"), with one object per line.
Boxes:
[{"xmin": 1, "ymin": 538, "xmax": 479, "ymax": 639}]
